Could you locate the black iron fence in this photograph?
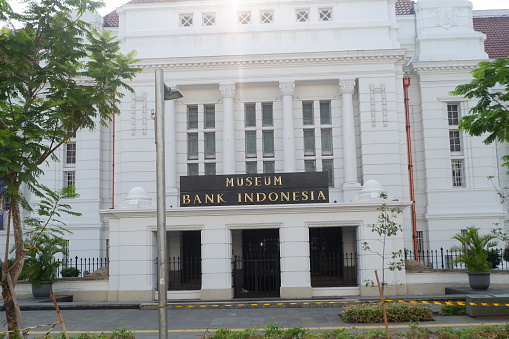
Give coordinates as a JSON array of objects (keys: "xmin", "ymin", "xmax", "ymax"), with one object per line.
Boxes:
[
  {"xmin": 155, "ymin": 256, "xmax": 202, "ymax": 290},
  {"xmin": 57, "ymin": 256, "xmax": 109, "ymax": 277},
  {"xmin": 405, "ymin": 248, "xmax": 509, "ymax": 270},
  {"xmin": 232, "ymin": 254, "xmax": 280, "ymax": 298},
  {"xmin": 310, "ymin": 252, "xmax": 358, "ymax": 287}
]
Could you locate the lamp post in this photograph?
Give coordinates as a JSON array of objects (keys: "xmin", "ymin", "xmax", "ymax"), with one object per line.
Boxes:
[{"xmin": 155, "ymin": 69, "xmax": 183, "ymax": 339}]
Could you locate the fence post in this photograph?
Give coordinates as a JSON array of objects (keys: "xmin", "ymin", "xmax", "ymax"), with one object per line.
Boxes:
[{"xmin": 440, "ymin": 248, "xmax": 444, "ymax": 269}]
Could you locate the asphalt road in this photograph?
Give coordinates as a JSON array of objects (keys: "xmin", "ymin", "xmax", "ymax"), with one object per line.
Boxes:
[{"xmin": 2, "ymin": 307, "xmax": 508, "ymax": 339}]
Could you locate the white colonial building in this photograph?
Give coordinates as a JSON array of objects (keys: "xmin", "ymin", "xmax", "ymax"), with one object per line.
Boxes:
[{"xmin": 2, "ymin": 0, "xmax": 509, "ymax": 301}]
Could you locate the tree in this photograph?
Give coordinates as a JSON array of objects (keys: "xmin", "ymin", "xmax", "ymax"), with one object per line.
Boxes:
[
  {"xmin": 451, "ymin": 58, "xmax": 509, "ymax": 165},
  {"xmin": 0, "ymin": 0, "xmax": 140, "ymax": 335}
]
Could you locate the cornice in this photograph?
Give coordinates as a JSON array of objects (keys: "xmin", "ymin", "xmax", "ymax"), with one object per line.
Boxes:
[
  {"xmin": 138, "ymin": 50, "xmax": 409, "ymax": 70},
  {"xmin": 409, "ymin": 60, "xmax": 482, "ymax": 73},
  {"xmin": 100, "ymin": 201, "xmax": 409, "ymax": 219}
]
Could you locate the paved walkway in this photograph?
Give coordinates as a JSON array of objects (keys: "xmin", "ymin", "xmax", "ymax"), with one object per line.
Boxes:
[{"xmin": 1, "ymin": 294, "xmax": 508, "ymax": 339}]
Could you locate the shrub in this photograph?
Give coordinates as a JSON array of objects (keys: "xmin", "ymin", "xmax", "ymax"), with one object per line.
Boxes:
[
  {"xmin": 439, "ymin": 304, "xmax": 467, "ymax": 316},
  {"xmin": 340, "ymin": 302, "xmax": 433, "ymax": 323},
  {"xmin": 61, "ymin": 267, "xmax": 81, "ymax": 277}
]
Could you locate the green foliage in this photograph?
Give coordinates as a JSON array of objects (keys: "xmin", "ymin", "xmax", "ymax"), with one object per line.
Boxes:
[
  {"xmin": 451, "ymin": 58, "xmax": 509, "ymax": 166},
  {"xmin": 361, "ymin": 192, "xmax": 404, "ymax": 288},
  {"xmin": 340, "ymin": 302, "xmax": 433, "ymax": 323},
  {"xmin": 439, "ymin": 304, "xmax": 467, "ymax": 316},
  {"xmin": 61, "ymin": 266, "xmax": 80, "ymax": 277},
  {"xmin": 451, "ymin": 226, "xmax": 498, "ymax": 272},
  {"xmin": 23, "ymin": 233, "xmax": 68, "ymax": 286},
  {"xmin": 486, "ymin": 249, "xmax": 502, "ymax": 269}
]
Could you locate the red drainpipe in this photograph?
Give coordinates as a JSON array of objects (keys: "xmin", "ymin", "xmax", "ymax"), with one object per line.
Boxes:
[
  {"xmin": 403, "ymin": 77, "xmax": 418, "ymax": 260},
  {"xmin": 111, "ymin": 109, "xmax": 116, "ymax": 209}
]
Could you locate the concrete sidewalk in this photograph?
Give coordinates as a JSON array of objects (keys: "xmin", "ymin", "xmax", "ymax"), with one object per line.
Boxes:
[{"xmin": 1, "ymin": 293, "xmax": 508, "ymax": 338}]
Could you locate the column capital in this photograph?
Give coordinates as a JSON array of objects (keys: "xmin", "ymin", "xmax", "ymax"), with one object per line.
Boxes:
[
  {"xmin": 219, "ymin": 84, "xmax": 236, "ymax": 98},
  {"xmin": 339, "ymin": 80, "xmax": 356, "ymax": 95},
  {"xmin": 279, "ymin": 82, "xmax": 295, "ymax": 96}
]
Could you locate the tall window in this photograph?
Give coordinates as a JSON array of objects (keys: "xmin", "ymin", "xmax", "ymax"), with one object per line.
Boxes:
[
  {"xmin": 302, "ymin": 101, "xmax": 334, "ymax": 186},
  {"xmin": 244, "ymin": 102, "xmax": 275, "ymax": 174},
  {"xmin": 65, "ymin": 143, "xmax": 76, "ymax": 164},
  {"xmin": 64, "ymin": 171, "xmax": 76, "ymax": 194},
  {"xmin": 448, "ymin": 103, "xmax": 464, "ymax": 187},
  {"xmin": 186, "ymin": 104, "xmax": 216, "ymax": 175}
]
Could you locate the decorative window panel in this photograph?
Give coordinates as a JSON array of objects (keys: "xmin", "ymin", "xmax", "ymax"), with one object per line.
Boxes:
[
  {"xmin": 322, "ymin": 159, "xmax": 334, "ymax": 186},
  {"xmin": 451, "ymin": 159, "xmax": 464, "ymax": 187},
  {"xmin": 305, "ymin": 160, "xmax": 316, "ymax": 172},
  {"xmin": 65, "ymin": 143, "xmax": 76, "ymax": 164},
  {"xmin": 261, "ymin": 10, "xmax": 274, "ymax": 24},
  {"xmin": 319, "ymin": 8, "xmax": 332, "ymax": 21},
  {"xmin": 262, "ymin": 103, "xmax": 273, "ymax": 127},
  {"xmin": 263, "ymin": 161, "xmax": 275, "ymax": 174},
  {"xmin": 449, "ymin": 130, "xmax": 461, "ymax": 152},
  {"xmin": 321, "ymin": 129, "xmax": 333, "ymax": 155},
  {"xmin": 238, "ymin": 11, "xmax": 251, "ymax": 24},
  {"xmin": 203, "ymin": 13, "xmax": 215, "ymax": 26},
  {"xmin": 204, "ymin": 105, "xmax": 215, "ymax": 129},
  {"xmin": 296, "ymin": 9, "xmax": 309, "ymax": 22},
  {"xmin": 180, "ymin": 14, "xmax": 193, "ymax": 27},
  {"xmin": 304, "ymin": 129, "xmax": 316, "ymax": 156},
  {"xmin": 263, "ymin": 131, "xmax": 274, "ymax": 157},
  {"xmin": 246, "ymin": 161, "xmax": 257, "ymax": 174},
  {"xmin": 448, "ymin": 104, "xmax": 459, "ymax": 125},
  {"xmin": 187, "ymin": 133, "xmax": 199, "ymax": 160},
  {"xmin": 320, "ymin": 101, "xmax": 331, "ymax": 125},
  {"xmin": 188, "ymin": 163, "xmax": 199, "ymax": 176},
  {"xmin": 303, "ymin": 102, "xmax": 314, "ymax": 125},
  {"xmin": 205, "ymin": 163, "xmax": 216, "ymax": 175},
  {"xmin": 204, "ymin": 132, "xmax": 216, "ymax": 159},
  {"xmin": 245, "ymin": 131, "xmax": 257, "ymax": 157},
  {"xmin": 187, "ymin": 105, "xmax": 198, "ymax": 129},
  {"xmin": 245, "ymin": 104, "xmax": 256, "ymax": 127}
]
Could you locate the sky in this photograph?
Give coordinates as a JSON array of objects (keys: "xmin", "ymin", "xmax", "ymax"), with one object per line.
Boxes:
[{"xmin": 96, "ymin": 0, "xmax": 509, "ymax": 16}]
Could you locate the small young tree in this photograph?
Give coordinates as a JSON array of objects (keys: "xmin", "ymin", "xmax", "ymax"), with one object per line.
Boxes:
[{"xmin": 362, "ymin": 192, "xmax": 405, "ymax": 289}]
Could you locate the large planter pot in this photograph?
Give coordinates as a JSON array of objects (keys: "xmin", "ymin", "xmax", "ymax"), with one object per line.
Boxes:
[
  {"xmin": 32, "ymin": 281, "xmax": 53, "ymax": 298},
  {"xmin": 468, "ymin": 272, "xmax": 490, "ymax": 290}
]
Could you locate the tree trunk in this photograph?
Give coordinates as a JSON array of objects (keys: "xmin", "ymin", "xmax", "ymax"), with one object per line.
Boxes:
[{"xmin": 1, "ymin": 195, "xmax": 25, "ymax": 338}]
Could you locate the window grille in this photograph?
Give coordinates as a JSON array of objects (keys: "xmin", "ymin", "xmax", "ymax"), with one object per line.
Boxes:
[
  {"xmin": 449, "ymin": 130, "xmax": 461, "ymax": 152},
  {"xmin": 261, "ymin": 10, "xmax": 273, "ymax": 24},
  {"xmin": 319, "ymin": 8, "xmax": 332, "ymax": 21},
  {"xmin": 63, "ymin": 171, "xmax": 76, "ymax": 193},
  {"xmin": 452, "ymin": 159, "xmax": 464, "ymax": 187},
  {"xmin": 203, "ymin": 13, "xmax": 215, "ymax": 26},
  {"xmin": 180, "ymin": 14, "xmax": 193, "ymax": 27},
  {"xmin": 65, "ymin": 143, "xmax": 76, "ymax": 164},
  {"xmin": 204, "ymin": 132, "xmax": 216, "ymax": 159},
  {"xmin": 238, "ymin": 11, "xmax": 251, "ymax": 24},
  {"xmin": 448, "ymin": 104, "xmax": 459, "ymax": 125},
  {"xmin": 296, "ymin": 9, "xmax": 309, "ymax": 22}
]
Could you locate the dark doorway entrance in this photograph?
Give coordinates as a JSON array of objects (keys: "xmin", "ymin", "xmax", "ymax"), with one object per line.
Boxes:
[
  {"xmin": 309, "ymin": 227, "xmax": 357, "ymax": 287},
  {"xmin": 232, "ymin": 229, "xmax": 280, "ymax": 298},
  {"xmin": 168, "ymin": 230, "xmax": 201, "ymax": 290}
]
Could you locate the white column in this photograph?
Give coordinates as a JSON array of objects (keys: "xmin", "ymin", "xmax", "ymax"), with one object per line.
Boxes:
[
  {"xmin": 220, "ymin": 84, "xmax": 236, "ymax": 174},
  {"xmin": 339, "ymin": 80, "xmax": 361, "ymax": 201},
  {"xmin": 279, "ymin": 82, "xmax": 296, "ymax": 172}
]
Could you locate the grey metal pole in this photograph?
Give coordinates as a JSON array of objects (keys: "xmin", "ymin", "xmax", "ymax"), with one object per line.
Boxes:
[{"xmin": 155, "ymin": 69, "xmax": 168, "ymax": 339}]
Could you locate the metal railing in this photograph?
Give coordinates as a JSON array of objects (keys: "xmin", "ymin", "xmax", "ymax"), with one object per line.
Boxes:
[
  {"xmin": 57, "ymin": 256, "xmax": 109, "ymax": 277},
  {"xmin": 405, "ymin": 248, "xmax": 509, "ymax": 270},
  {"xmin": 310, "ymin": 252, "xmax": 358, "ymax": 287},
  {"xmin": 155, "ymin": 256, "xmax": 202, "ymax": 290}
]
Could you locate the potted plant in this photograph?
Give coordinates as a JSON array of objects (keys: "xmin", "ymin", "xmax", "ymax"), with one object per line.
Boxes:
[
  {"xmin": 23, "ymin": 233, "xmax": 68, "ymax": 298},
  {"xmin": 451, "ymin": 226, "xmax": 498, "ymax": 290}
]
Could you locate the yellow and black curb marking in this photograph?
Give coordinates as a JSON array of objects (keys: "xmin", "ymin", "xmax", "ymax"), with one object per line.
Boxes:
[
  {"xmin": 150, "ymin": 299, "xmax": 509, "ymax": 310},
  {"xmin": 1, "ymin": 321, "xmax": 61, "ymax": 337}
]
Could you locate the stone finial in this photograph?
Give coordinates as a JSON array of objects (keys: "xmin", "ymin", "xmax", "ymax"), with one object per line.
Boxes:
[
  {"xmin": 122, "ymin": 187, "xmax": 152, "ymax": 209},
  {"xmin": 352, "ymin": 180, "xmax": 386, "ymax": 203}
]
